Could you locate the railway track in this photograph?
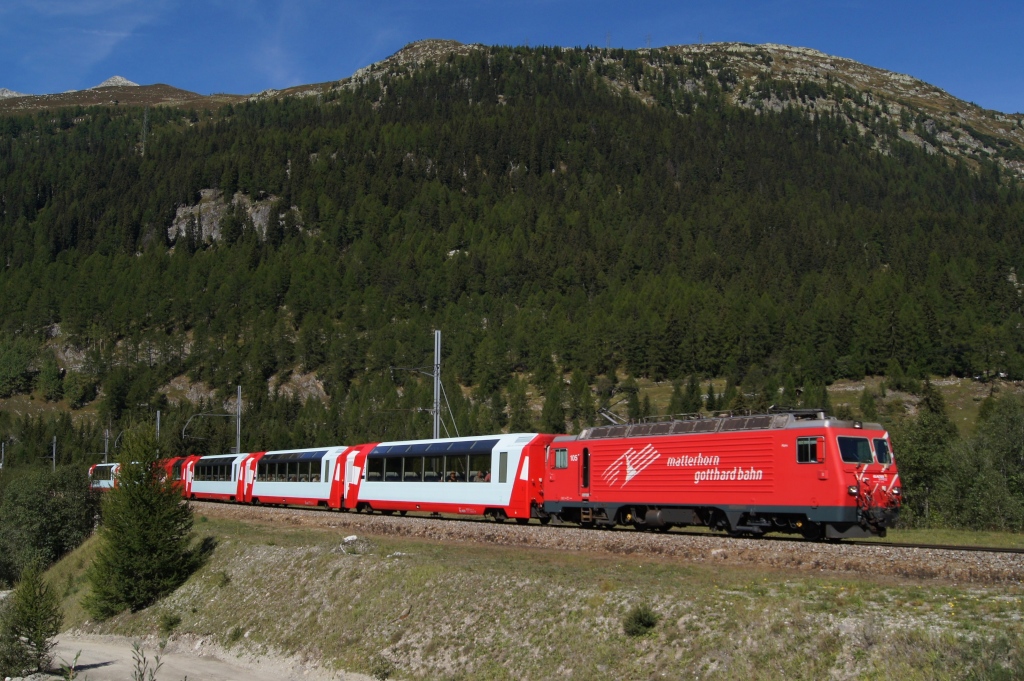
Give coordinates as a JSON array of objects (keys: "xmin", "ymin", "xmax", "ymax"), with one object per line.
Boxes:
[
  {"xmin": 845, "ymin": 540, "xmax": 1024, "ymax": 555},
  {"xmin": 192, "ymin": 501, "xmax": 1024, "ymax": 583}
]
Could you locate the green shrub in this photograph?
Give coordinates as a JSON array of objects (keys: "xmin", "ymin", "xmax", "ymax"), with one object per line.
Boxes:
[
  {"xmin": 623, "ymin": 603, "xmax": 659, "ymax": 637},
  {"xmin": 370, "ymin": 653, "xmax": 395, "ymax": 681},
  {"xmin": 158, "ymin": 612, "xmax": 181, "ymax": 636}
]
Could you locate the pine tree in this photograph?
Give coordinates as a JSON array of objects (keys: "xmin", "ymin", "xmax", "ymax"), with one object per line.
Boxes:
[
  {"xmin": 36, "ymin": 356, "xmax": 63, "ymax": 402},
  {"xmin": 667, "ymin": 380, "xmax": 685, "ymax": 415},
  {"xmin": 704, "ymin": 382, "xmax": 717, "ymax": 412},
  {"xmin": 506, "ymin": 377, "xmax": 533, "ymax": 432},
  {"xmin": 859, "ymin": 389, "xmax": 878, "ymax": 420},
  {"xmin": 683, "ymin": 374, "xmax": 702, "ymax": 413},
  {"xmin": 84, "ymin": 426, "xmax": 199, "ymax": 620},
  {"xmin": 540, "ymin": 378, "xmax": 566, "ymax": 433},
  {"xmin": 0, "ymin": 563, "xmax": 62, "ymax": 676}
]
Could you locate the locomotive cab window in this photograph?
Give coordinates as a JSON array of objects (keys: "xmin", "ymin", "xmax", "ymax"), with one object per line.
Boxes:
[
  {"xmin": 796, "ymin": 437, "xmax": 821, "ymax": 463},
  {"xmin": 837, "ymin": 437, "xmax": 874, "ymax": 464},
  {"xmin": 554, "ymin": 448, "xmax": 568, "ymax": 469},
  {"xmin": 873, "ymin": 439, "xmax": 892, "ymax": 465}
]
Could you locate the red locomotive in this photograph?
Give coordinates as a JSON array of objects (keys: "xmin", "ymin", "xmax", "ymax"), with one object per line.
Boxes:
[
  {"xmin": 96, "ymin": 409, "xmax": 901, "ymax": 539},
  {"xmin": 541, "ymin": 410, "xmax": 900, "ymax": 539}
]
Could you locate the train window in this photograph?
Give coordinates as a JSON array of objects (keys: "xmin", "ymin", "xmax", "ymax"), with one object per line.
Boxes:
[
  {"xmin": 423, "ymin": 456, "xmax": 443, "ymax": 481},
  {"xmin": 796, "ymin": 437, "xmax": 820, "ymax": 463},
  {"xmin": 469, "ymin": 454, "xmax": 490, "ymax": 482},
  {"xmin": 555, "ymin": 449, "xmax": 568, "ymax": 469},
  {"xmin": 499, "ymin": 452, "xmax": 508, "ymax": 484},
  {"xmin": 445, "ymin": 455, "xmax": 467, "ymax": 481},
  {"xmin": 874, "ymin": 439, "xmax": 891, "ymax": 465},
  {"xmin": 404, "ymin": 456, "xmax": 423, "ymax": 482},
  {"xmin": 838, "ymin": 437, "xmax": 874, "ymax": 464},
  {"xmin": 384, "ymin": 458, "xmax": 402, "ymax": 482},
  {"xmin": 312, "ymin": 461, "xmax": 322, "ymax": 483},
  {"xmin": 366, "ymin": 457, "xmax": 384, "ymax": 481},
  {"xmin": 581, "ymin": 448, "xmax": 590, "ymax": 487},
  {"xmin": 172, "ymin": 460, "xmax": 183, "ymax": 481}
]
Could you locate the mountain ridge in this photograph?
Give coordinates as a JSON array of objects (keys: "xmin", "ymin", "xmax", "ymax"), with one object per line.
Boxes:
[{"xmin": 4, "ymin": 39, "xmax": 1017, "ymax": 179}]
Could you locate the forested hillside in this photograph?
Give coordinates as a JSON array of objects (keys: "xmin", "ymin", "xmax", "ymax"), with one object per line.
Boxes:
[{"xmin": 0, "ymin": 44, "xmax": 1023, "ymax": 489}]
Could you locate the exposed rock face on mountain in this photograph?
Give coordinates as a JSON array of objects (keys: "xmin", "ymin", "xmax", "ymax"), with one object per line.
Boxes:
[
  {"xmin": 167, "ymin": 189, "xmax": 282, "ymax": 243},
  {"xmin": 336, "ymin": 40, "xmax": 1024, "ymax": 179},
  {"xmin": 669, "ymin": 43, "xmax": 1024, "ymax": 178},
  {"xmin": 0, "ymin": 88, "xmax": 26, "ymax": 99},
  {"xmin": 92, "ymin": 75, "xmax": 139, "ymax": 88}
]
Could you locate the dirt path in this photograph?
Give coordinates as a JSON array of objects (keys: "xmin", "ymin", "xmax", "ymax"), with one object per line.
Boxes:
[{"xmin": 54, "ymin": 634, "xmax": 367, "ymax": 681}]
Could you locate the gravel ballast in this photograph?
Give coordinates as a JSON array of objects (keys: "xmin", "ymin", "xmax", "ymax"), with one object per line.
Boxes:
[{"xmin": 193, "ymin": 501, "xmax": 1024, "ymax": 584}]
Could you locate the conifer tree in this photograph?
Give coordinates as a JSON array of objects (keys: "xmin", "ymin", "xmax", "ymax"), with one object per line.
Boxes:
[
  {"xmin": 683, "ymin": 374, "xmax": 702, "ymax": 413},
  {"xmin": 667, "ymin": 380, "xmax": 685, "ymax": 415},
  {"xmin": 859, "ymin": 389, "xmax": 878, "ymax": 420},
  {"xmin": 506, "ymin": 377, "xmax": 533, "ymax": 432},
  {"xmin": 0, "ymin": 563, "xmax": 62, "ymax": 676},
  {"xmin": 540, "ymin": 378, "xmax": 566, "ymax": 433},
  {"xmin": 84, "ymin": 426, "xmax": 199, "ymax": 620},
  {"xmin": 704, "ymin": 382, "xmax": 717, "ymax": 412}
]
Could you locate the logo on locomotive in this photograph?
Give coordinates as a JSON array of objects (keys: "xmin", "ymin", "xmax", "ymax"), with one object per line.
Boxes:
[{"xmin": 602, "ymin": 444, "xmax": 660, "ymax": 488}]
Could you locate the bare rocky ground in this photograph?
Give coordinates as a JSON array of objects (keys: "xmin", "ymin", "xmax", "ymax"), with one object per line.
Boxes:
[
  {"xmin": 44, "ymin": 633, "xmax": 372, "ymax": 681},
  {"xmin": 193, "ymin": 502, "xmax": 1024, "ymax": 585}
]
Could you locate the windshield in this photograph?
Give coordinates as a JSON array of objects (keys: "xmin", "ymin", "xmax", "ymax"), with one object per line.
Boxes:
[{"xmin": 838, "ymin": 436, "xmax": 873, "ymax": 464}]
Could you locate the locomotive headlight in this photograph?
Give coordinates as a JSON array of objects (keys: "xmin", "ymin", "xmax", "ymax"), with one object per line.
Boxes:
[
  {"xmin": 892, "ymin": 486, "xmax": 902, "ymax": 496},
  {"xmin": 847, "ymin": 485, "xmax": 858, "ymax": 496}
]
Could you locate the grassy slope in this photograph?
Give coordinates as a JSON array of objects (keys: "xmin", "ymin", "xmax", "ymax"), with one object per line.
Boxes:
[{"xmin": 49, "ymin": 516, "xmax": 1024, "ymax": 681}]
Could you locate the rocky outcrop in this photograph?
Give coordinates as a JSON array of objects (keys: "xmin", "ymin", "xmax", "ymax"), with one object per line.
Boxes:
[
  {"xmin": 91, "ymin": 75, "xmax": 139, "ymax": 88},
  {"xmin": 168, "ymin": 189, "xmax": 281, "ymax": 243}
]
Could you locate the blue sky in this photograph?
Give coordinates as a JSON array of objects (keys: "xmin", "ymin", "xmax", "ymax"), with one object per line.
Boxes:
[{"xmin": 1, "ymin": 1, "xmax": 1022, "ymax": 113}]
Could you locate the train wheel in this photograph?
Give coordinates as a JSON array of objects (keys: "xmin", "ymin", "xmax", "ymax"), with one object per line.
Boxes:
[
  {"xmin": 399, "ymin": 510, "xmax": 408, "ymax": 516},
  {"xmin": 801, "ymin": 523, "xmax": 824, "ymax": 541},
  {"xmin": 539, "ymin": 517, "xmax": 551, "ymax": 525},
  {"xmin": 516, "ymin": 518, "xmax": 529, "ymax": 525}
]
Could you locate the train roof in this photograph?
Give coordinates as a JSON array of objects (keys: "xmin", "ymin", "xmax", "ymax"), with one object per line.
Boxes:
[{"xmin": 573, "ymin": 411, "xmax": 884, "ymax": 441}]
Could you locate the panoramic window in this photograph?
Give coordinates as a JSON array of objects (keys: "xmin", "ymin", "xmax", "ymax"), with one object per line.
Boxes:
[
  {"xmin": 384, "ymin": 457, "xmax": 403, "ymax": 482},
  {"xmin": 423, "ymin": 456, "xmax": 443, "ymax": 482},
  {"xmin": 838, "ymin": 437, "xmax": 874, "ymax": 464},
  {"xmin": 366, "ymin": 457, "xmax": 384, "ymax": 481},
  {"xmin": 797, "ymin": 437, "xmax": 820, "ymax": 463},
  {"xmin": 445, "ymin": 455, "xmax": 467, "ymax": 482},
  {"xmin": 404, "ymin": 456, "xmax": 424, "ymax": 482},
  {"xmin": 469, "ymin": 454, "xmax": 490, "ymax": 482}
]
